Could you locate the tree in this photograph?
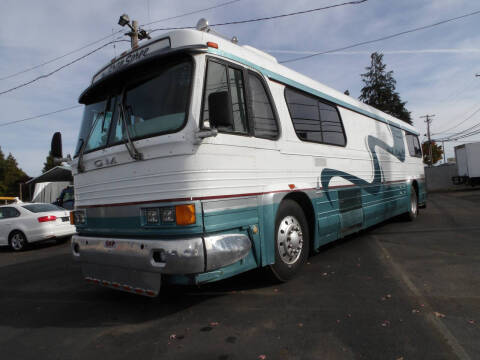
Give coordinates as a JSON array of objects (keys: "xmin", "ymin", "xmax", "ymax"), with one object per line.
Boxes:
[
  {"xmin": 422, "ymin": 141, "xmax": 443, "ymax": 165},
  {"xmin": 0, "ymin": 149, "xmax": 29, "ymax": 196},
  {"xmin": 359, "ymin": 52, "xmax": 412, "ymax": 124},
  {"xmin": 42, "ymin": 151, "xmax": 56, "ymax": 173}
]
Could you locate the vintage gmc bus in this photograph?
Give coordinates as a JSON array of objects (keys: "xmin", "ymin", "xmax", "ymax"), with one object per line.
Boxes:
[{"xmin": 52, "ymin": 21, "xmax": 426, "ymax": 297}]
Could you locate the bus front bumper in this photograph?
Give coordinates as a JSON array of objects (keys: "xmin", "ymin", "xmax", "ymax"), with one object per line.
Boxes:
[{"xmin": 71, "ymin": 233, "xmax": 251, "ymax": 296}]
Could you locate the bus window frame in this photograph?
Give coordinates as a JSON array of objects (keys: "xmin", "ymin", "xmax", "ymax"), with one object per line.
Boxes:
[{"xmin": 201, "ymin": 55, "xmax": 281, "ymax": 141}]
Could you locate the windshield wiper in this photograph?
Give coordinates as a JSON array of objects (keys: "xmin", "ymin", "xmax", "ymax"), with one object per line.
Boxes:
[
  {"xmin": 77, "ymin": 111, "xmax": 104, "ymax": 173},
  {"xmin": 118, "ymin": 103, "xmax": 143, "ymax": 161}
]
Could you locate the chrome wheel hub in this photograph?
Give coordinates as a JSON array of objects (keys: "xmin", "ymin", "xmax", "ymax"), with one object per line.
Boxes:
[{"xmin": 277, "ymin": 216, "xmax": 303, "ymax": 265}]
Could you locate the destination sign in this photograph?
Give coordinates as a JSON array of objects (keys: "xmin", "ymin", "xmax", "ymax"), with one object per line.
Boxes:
[{"xmin": 92, "ymin": 37, "xmax": 171, "ymax": 84}]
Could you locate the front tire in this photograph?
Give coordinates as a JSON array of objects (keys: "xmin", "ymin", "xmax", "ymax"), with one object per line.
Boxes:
[
  {"xmin": 9, "ymin": 231, "xmax": 27, "ymax": 251},
  {"xmin": 269, "ymin": 200, "xmax": 310, "ymax": 282}
]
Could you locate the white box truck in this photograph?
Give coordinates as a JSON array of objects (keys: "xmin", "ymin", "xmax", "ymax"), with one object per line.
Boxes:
[{"xmin": 452, "ymin": 142, "xmax": 480, "ymax": 186}]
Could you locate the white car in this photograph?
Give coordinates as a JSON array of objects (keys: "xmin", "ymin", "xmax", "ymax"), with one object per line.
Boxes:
[{"xmin": 0, "ymin": 203, "xmax": 76, "ymax": 251}]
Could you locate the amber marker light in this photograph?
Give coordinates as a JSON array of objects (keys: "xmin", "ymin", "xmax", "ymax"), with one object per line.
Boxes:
[
  {"xmin": 175, "ymin": 204, "xmax": 196, "ymax": 225},
  {"xmin": 70, "ymin": 211, "xmax": 75, "ymax": 225},
  {"xmin": 207, "ymin": 41, "xmax": 218, "ymax": 49}
]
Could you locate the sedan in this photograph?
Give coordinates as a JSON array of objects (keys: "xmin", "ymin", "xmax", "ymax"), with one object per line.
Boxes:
[{"xmin": 0, "ymin": 203, "xmax": 76, "ymax": 251}]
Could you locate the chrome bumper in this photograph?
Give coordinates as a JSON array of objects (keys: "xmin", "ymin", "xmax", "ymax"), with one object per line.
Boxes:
[{"xmin": 71, "ymin": 233, "xmax": 251, "ymax": 275}]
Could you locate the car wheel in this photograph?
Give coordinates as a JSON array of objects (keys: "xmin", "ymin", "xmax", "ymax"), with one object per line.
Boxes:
[
  {"xmin": 9, "ymin": 231, "xmax": 27, "ymax": 251},
  {"xmin": 404, "ymin": 185, "xmax": 418, "ymax": 221},
  {"xmin": 269, "ymin": 200, "xmax": 310, "ymax": 282}
]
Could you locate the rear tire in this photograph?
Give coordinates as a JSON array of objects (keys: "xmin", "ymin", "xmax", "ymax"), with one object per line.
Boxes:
[
  {"xmin": 9, "ymin": 231, "xmax": 27, "ymax": 251},
  {"xmin": 404, "ymin": 185, "xmax": 418, "ymax": 221},
  {"xmin": 269, "ymin": 200, "xmax": 310, "ymax": 282}
]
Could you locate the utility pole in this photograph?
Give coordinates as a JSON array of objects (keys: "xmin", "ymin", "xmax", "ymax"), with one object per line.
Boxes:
[
  {"xmin": 118, "ymin": 14, "xmax": 150, "ymax": 49},
  {"xmin": 130, "ymin": 20, "xmax": 139, "ymax": 49},
  {"xmin": 421, "ymin": 114, "xmax": 435, "ymax": 167}
]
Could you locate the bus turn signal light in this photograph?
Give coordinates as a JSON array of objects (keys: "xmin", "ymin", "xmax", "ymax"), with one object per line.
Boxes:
[
  {"xmin": 175, "ymin": 204, "xmax": 196, "ymax": 225},
  {"xmin": 207, "ymin": 41, "xmax": 218, "ymax": 49}
]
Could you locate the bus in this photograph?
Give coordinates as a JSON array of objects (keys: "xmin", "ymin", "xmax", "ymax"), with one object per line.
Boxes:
[{"xmin": 51, "ymin": 20, "xmax": 426, "ymax": 297}]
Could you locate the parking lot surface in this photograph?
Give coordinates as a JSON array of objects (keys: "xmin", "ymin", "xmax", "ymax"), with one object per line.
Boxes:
[{"xmin": 0, "ymin": 191, "xmax": 479, "ymax": 360}]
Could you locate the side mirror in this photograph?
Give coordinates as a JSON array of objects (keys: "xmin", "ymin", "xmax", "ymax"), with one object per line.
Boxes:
[
  {"xmin": 208, "ymin": 91, "xmax": 233, "ymax": 129},
  {"xmin": 51, "ymin": 132, "xmax": 63, "ymax": 159}
]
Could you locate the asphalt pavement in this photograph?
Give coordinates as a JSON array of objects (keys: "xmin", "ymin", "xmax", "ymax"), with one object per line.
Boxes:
[{"xmin": 0, "ymin": 191, "xmax": 479, "ymax": 360}]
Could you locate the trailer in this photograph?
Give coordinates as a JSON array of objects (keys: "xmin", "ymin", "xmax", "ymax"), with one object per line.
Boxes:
[{"xmin": 452, "ymin": 142, "xmax": 480, "ymax": 186}]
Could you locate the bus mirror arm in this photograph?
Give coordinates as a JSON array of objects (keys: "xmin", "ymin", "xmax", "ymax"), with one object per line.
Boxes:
[{"xmin": 194, "ymin": 128, "xmax": 218, "ymax": 144}]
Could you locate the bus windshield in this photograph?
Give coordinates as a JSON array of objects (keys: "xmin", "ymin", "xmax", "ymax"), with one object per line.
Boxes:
[{"xmin": 75, "ymin": 59, "xmax": 193, "ymax": 156}]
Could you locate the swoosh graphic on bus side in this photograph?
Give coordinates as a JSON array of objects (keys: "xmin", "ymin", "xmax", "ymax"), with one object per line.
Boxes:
[{"xmin": 321, "ymin": 125, "xmax": 406, "ymax": 201}]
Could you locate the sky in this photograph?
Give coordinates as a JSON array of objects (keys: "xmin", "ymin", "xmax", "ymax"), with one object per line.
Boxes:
[{"xmin": 0, "ymin": 0, "xmax": 479, "ymax": 177}]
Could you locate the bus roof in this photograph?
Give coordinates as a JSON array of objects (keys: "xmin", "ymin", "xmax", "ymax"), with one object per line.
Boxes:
[{"xmin": 89, "ymin": 28, "xmax": 419, "ymax": 135}]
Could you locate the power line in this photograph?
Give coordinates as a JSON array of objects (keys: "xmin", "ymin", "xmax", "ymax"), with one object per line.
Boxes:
[
  {"xmin": 0, "ymin": 40, "xmax": 130, "ymax": 96},
  {"xmin": 0, "ymin": 0, "xmax": 242, "ymax": 82},
  {"xmin": 142, "ymin": 0, "xmax": 241, "ymax": 27},
  {"xmin": 433, "ymin": 103, "xmax": 480, "ymax": 136},
  {"xmin": 149, "ymin": 0, "xmax": 368, "ymax": 33},
  {"xmin": 0, "ymin": 105, "xmax": 82, "ymax": 128},
  {"xmin": 279, "ymin": 9, "xmax": 480, "ymax": 64}
]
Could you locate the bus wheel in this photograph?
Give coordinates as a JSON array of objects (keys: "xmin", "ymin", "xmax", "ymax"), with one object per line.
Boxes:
[
  {"xmin": 269, "ymin": 200, "xmax": 310, "ymax": 282},
  {"xmin": 404, "ymin": 185, "xmax": 418, "ymax": 221}
]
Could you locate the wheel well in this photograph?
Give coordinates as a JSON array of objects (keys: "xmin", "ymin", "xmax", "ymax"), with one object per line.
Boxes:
[
  {"xmin": 281, "ymin": 192, "xmax": 315, "ymax": 253},
  {"xmin": 412, "ymin": 180, "xmax": 419, "ymax": 200}
]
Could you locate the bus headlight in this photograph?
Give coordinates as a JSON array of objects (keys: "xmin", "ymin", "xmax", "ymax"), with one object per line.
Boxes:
[{"xmin": 143, "ymin": 205, "xmax": 196, "ymax": 226}]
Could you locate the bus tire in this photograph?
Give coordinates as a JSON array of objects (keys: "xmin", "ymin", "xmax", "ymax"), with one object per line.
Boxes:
[
  {"xmin": 269, "ymin": 199, "xmax": 310, "ymax": 282},
  {"xmin": 404, "ymin": 185, "xmax": 418, "ymax": 221}
]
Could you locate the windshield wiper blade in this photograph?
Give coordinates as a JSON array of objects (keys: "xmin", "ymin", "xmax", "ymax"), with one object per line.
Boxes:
[{"xmin": 118, "ymin": 103, "xmax": 143, "ymax": 161}]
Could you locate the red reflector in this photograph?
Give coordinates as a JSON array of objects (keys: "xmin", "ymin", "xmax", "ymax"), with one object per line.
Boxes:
[
  {"xmin": 38, "ymin": 215, "xmax": 57, "ymax": 223},
  {"xmin": 207, "ymin": 41, "xmax": 218, "ymax": 49},
  {"xmin": 288, "ymin": 184, "xmax": 296, "ymax": 190}
]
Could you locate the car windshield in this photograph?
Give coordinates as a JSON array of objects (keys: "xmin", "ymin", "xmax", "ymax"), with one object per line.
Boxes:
[
  {"xmin": 22, "ymin": 204, "xmax": 64, "ymax": 213},
  {"xmin": 75, "ymin": 59, "xmax": 193, "ymax": 156}
]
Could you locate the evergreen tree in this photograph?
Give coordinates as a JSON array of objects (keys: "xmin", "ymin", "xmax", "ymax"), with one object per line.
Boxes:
[
  {"xmin": 359, "ymin": 52, "xmax": 412, "ymax": 124},
  {"xmin": 42, "ymin": 151, "xmax": 56, "ymax": 173}
]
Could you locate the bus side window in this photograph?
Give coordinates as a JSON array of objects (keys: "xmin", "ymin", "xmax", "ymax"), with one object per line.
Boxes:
[
  {"xmin": 406, "ymin": 133, "xmax": 422, "ymax": 158},
  {"xmin": 202, "ymin": 60, "xmax": 248, "ymax": 134},
  {"xmin": 285, "ymin": 87, "xmax": 346, "ymax": 146},
  {"xmin": 247, "ymin": 72, "xmax": 279, "ymax": 140}
]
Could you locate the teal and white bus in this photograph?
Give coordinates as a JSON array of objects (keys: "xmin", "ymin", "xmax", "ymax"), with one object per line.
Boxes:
[{"xmin": 52, "ymin": 20, "xmax": 426, "ymax": 296}]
